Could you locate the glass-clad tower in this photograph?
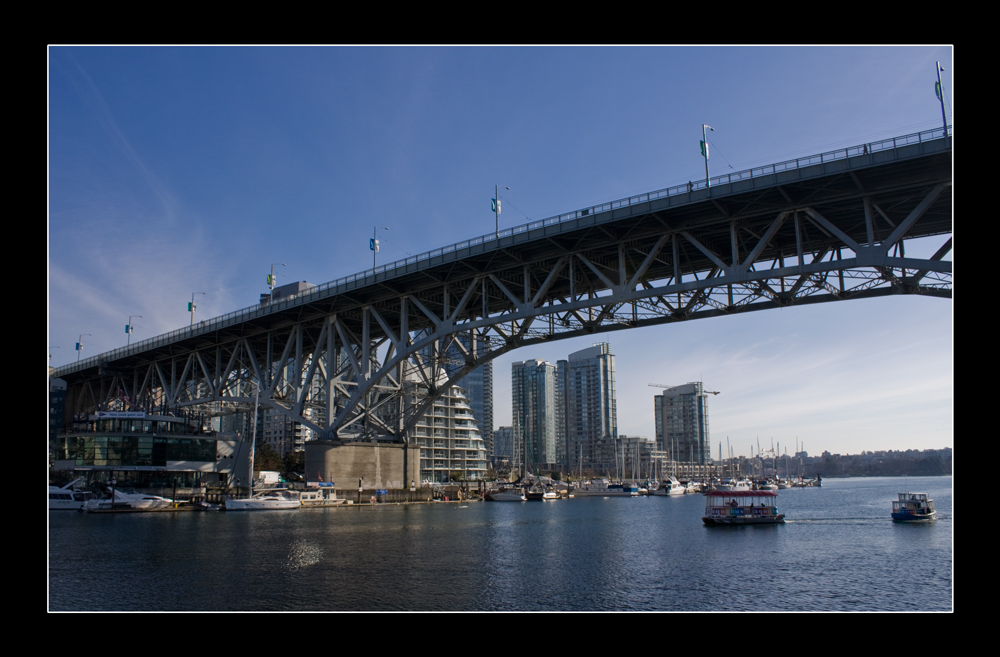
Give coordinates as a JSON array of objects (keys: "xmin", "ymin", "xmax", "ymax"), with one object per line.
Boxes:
[
  {"xmin": 511, "ymin": 359, "xmax": 560, "ymax": 474},
  {"xmin": 558, "ymin": 343, "xmax": 616, "ymax": 474},
  {"xmin": 654, "ymin": 382, "xmax": 711, "ymax": 465}
]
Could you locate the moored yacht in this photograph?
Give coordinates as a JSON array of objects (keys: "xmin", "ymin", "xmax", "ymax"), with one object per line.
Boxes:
[
  {"xmin": 715, "ymin": 477, "xmax": 752, "ymax": 491},
  {"xmin": 606, "ymin": 482, "xmax": 640, "ymax": 496},
  {"xmin": 651, "ymin": 477, "xmax": 686, "ymax": 496},
  {"xmin": 225, "ymin": 489, "xmax": 301, "ymax": 511},
  {"xmin": 485, "ymin": 487, "xmax": 526, "ymax": 501},
  {"xmin": 85, "ymin": 488, "xmax": 175, "ymax": 511},
  {"xmin": 49, "ymin": 478, "xmax": 95, "ymax": 511},
  {"xmin": 222, "ymin": 384, "xmax": 300, "ymax": 511},
  {"xmin": 572, "ymin": 479, "xmax": 612, "ymax": 496},
  {"xmin": 299, "ymin": 484, "xmax": 346, "ymax": 507}
]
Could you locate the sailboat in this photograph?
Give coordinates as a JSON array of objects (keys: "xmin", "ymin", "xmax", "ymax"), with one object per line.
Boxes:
[
  {"xmin": 652, "ymin": 437, "xmax": 686, "ymax": 495},
  {"xmin": 225, "ymin": 385, "xmax": 300, "ymax": 511}
]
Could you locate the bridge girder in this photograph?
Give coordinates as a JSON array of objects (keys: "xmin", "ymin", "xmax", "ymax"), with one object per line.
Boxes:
[{"xmin": 56, "ymin": 138, "xmax": 952, "ymax": 443}]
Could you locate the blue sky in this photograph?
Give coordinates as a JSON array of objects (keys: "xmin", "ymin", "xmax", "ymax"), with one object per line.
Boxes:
[{"xmin": 48, "ymin": 46, "xmax": 953, "ymax": 457}]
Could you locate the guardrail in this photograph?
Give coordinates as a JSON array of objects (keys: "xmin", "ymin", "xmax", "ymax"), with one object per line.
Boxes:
[{"xmin": 54, "ymin": 126, "xmax": 951, "ymax": 378}]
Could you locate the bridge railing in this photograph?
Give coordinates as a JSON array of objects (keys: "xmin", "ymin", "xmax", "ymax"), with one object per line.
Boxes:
[{"xmin": 55, "ymin": 126, "xmax": 951, "ymax": 378}]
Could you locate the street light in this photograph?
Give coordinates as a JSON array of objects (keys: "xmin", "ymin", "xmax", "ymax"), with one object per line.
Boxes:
[
  {"xmin": 189, "ymin": 292, "xmax": 206, "ymax": 327},
  {"xmin": 935, "ymin": 62, "xmax": 949, "ymax": 138},
  {"xmin": 371, "ymin": 227, "xmax": 389, "ymax": 268},
  {"xmin": 126, "ymin": 315, "xmax": 142, "ymax": 346},
  {"xmin": 268, "ymin": 263, "xmax": 286, "ymax": 302},
  {"xmin": 493, "ymin": 185, "xmax": 510, "ymax": 240},
  {"xmin": 701, "ymin": 125, "xmax": 714, "ymax": 190},
  {"xmin": 76, "ymin": 334, "xmax": 91, "ymax": 362}
]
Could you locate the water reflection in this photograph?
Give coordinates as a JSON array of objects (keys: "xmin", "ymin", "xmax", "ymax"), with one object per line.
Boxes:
[{"xmin": 50, "ymin": 476, "xmax": 951, "ymax": 611}]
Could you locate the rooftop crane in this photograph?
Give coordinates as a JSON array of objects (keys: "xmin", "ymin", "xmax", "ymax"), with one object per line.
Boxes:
[{"xmin": 648, "ymin": 383, "xmax": 720, "ymax": 395}]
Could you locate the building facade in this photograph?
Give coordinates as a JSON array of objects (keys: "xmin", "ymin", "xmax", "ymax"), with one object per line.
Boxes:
[
  {"xmin": 492, "ymin": 425, "xmax": 514, "ymax": 472},
  {"xmin": 558, "ymin": 343, "xmax": 617, "ymax": 475},
  {"xmin": 407, "ymin": 379, "xmax": 488, "ymax": 483},
  {"xmin": 511, "ymin": 359, "xmax": 561, "ymax": 474},
  {"xmin": 654, "ymin": 382, "xmax": 711, "ymax": 465},
  {"xmin": 418, "ymin": 333, "xmax": 494, "ymax": 463},
  {"xmin": 49, "ymin": 376, "xmax": 67, "ymax": 463},
  {"xmin": 51, "ymin": 409, "xmax": 246, "ymax": 490}
]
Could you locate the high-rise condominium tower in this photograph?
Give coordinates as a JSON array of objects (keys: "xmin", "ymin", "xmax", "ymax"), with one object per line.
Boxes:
[
  {"xmin": 654, "ymin": 382, "xmax": 711, "ymax": 465},
  {"xmin": 511, "ymin": 359, "xmax": 560, "ymax": 474},
  {"xmin": 559, "ymin": 343, "xmax": 617, "ymax": 474}
]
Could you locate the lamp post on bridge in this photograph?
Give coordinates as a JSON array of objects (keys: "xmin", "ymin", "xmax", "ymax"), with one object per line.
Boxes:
[
  {"xmin": 126, "ymin": 315, "xmax": 142, "ymax": 346},
  {"xmin": 268, "ymin": 263, "xmax": 285, "ymax": 303},
  {"xmin": 371, "ymin": 227, "xmax": 389, "ymax": 269},
  {"xmin": 935, "ymin": 62, "xmax": 949, "ymax": 138},
  {"xmin": 493, "ymin": 185, "xmax": 509, "ymax": 240},
  {"xmin": 76, "ymin": 334, "xmax": 91, "ymax": 363},
  {"xmin": 189, "ymin": 292, "xmax": 205, "ymax": 327},
  {"xmin": 701, "ymin": 124, "xmax": 714, "ymax": 190}
]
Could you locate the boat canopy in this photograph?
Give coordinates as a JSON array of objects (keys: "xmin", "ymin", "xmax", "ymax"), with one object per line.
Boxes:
[{"xmin": 704, "ymin": 490, "xmax": 778, "ymax": 498}]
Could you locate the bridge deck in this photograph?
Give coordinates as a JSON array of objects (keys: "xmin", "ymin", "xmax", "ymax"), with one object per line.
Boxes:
[{"xmin": 52, "ymin": 128, "xmax": 951, "ymax": 384}]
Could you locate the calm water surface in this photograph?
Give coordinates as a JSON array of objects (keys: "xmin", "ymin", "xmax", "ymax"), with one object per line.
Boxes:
[{"xmin": 49, "ymin": 476, "xmax": 952, "ymax": 611}]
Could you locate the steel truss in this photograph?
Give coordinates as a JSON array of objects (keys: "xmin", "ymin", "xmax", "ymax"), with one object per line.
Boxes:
[{"xmin": 63, "ymin": 142, "xmax": 952, "ymax": 444}]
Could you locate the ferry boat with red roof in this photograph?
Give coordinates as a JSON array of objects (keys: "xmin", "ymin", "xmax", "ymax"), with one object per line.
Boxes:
[{"xmin": 702, "ymin": 490, "xmax": 785, "ymax": 525}]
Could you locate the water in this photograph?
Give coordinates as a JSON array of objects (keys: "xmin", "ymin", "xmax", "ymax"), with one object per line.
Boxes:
[{"xmin": 48, "ymin": 476, "xmax": 952, "ymax": 611}]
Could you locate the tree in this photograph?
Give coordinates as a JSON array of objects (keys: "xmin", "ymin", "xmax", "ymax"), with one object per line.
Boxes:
[
  {"xmin": 283, "ymin": 451, "xmax": 305, "ymax": 477},
  {"xmin": 255, "ymin": 443, "xmax": 284, "ymax": 473}
]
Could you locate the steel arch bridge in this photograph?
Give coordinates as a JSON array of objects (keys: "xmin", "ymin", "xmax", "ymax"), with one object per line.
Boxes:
[{"xmin": 52, "ymin": 128, "xmax": 952, "ymax": 443}]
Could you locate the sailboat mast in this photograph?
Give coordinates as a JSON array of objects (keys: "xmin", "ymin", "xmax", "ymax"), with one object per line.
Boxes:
[{"xmin": 249, "ymin": 385, "xmax": 259, "ymax": 498}]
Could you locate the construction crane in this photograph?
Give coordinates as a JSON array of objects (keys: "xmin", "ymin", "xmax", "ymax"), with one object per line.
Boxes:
[{"xmin": 648, "ymin": 383, "xmax": 720, "ymax": 395}]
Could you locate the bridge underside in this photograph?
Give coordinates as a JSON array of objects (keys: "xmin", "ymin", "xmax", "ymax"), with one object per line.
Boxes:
[{"xmin": 59, "ymin": 143, "xmax": 952, "ymax": 443}]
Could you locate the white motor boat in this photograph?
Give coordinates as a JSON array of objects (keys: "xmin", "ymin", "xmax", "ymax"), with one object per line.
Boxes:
[
  {"xmin": 572, "ymin": 479, "xmax": 613, "ymax": 497},
  {"xmin": 714, "ymin": 478, "xmax": 752, "ymax": 491},
  {"xmin": 85, "ymin": 488, "xmax": 175, "ymax": 511},
  {"xmin": 225, "ymin": 490, "xmax": 301, "ymax": 511},
  {"xmin": 300, "ymin": 486, "xmax": 346, "ymax": 507},
  {"xmin": 651, "ymin": 477, "xmax": 686, "ymax": 496},
  {"xmin": 685, "ymin": 480, "xmax": 703, "ymax": 494},
  {"xmin": 49, "ymin": 478, "xmax": 95, "ymax": 511}
]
